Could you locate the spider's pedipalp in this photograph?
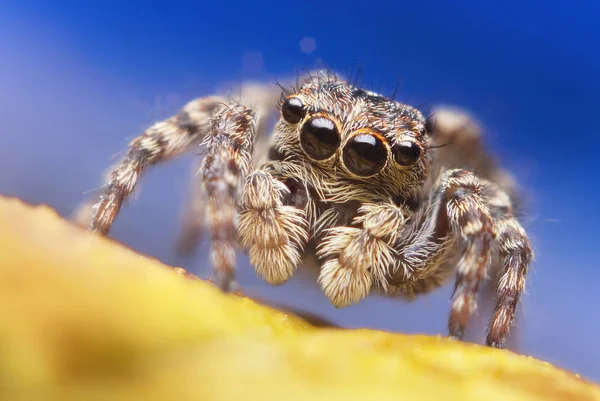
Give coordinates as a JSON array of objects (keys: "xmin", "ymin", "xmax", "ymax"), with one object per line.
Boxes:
[
  {"xmin": 76, "ymin": 96, "xmax": 226, "ymax": 235},
  {"xmin": 237, "ymin": 168, "xmax": 309, "ymax": 285},
  {"xmin": 201, "ymin": 103, "xmax": 258, "ymax": 291},
  {"xmin": 317, "ymin": 203, "xmax": 407, "ymax": 307}
]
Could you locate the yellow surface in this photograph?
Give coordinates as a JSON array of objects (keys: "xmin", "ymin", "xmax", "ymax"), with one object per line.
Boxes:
[{"xmin": 0, "ymin": 196, "xmax": 598, "ymax": 401}]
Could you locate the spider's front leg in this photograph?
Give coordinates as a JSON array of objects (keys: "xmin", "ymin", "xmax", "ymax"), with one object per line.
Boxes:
[
  {"xmin": 201, "ymin": 104, "xmax": 258, "ymax": 290},
  {"xmin": 437, "ymin": 170, "xmax": 497, "ymax": 340},
  {"xmin": 392, "ymin": 169, "xmax": 531, "ymax": 347},
  {"xmin": 75, "ymin": 96, "xmax": 226, "ymax": 235},
  {"xmin": 237, "ymin": 165, "xmax": 309, "ymax": 285},
  {"xmin": 317, "ymin": 203, "xmax": 408, "ymax": 307},
  {"xmin": 483, "ymin": 185, "xmax": 533, "ymax": 347}
]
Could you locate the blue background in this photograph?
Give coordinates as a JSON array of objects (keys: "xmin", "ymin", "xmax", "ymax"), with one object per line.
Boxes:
[{"xmin": 2, "ymin": 0, "xmax": 599, "ymax": 381}]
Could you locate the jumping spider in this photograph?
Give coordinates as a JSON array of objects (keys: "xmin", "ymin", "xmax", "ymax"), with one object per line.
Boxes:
[{"xmin": 75, "ymin": 71, "xmax": 532, "ymax": 348}]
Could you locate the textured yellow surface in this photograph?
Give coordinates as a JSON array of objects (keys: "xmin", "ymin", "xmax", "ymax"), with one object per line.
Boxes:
[{"xmin": 0, "ymin": 196, "xmax": 598, "ymax": 401}]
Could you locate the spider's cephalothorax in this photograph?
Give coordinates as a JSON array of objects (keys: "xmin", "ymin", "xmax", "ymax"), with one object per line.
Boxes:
[{"xmin": 75, "ymin": 71, "xmax": 533, "ymax": 348}]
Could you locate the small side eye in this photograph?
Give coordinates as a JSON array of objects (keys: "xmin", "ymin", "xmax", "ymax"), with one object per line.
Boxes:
[
  {"xmin": 300, "ymin": 117, "xmax": 340, "ymax": 160},
  {"xmin": 281, "ymin": 97, "xmax": 306, "ymax": 124},
  {"xmin": 393, "ymin": 141, "xmax": 421, "ymax": 166},
  {"xmin": 343, "ymin": 133, "xmax": 388, "ymax": 177}
]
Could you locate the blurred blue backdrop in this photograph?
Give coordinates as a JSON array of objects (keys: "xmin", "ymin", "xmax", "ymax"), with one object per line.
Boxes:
[{"xmin": 2, "ymin": 0, "xmax": 599, "ymax": 381}]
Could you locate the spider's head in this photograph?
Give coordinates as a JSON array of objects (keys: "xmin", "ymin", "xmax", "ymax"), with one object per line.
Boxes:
[{"xmin": 275, "ymin": 79, "xmax": 430, "ymax": 200}]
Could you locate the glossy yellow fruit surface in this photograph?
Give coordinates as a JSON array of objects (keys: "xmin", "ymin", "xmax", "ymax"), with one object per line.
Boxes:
[{"xmin": 0, "ymin": 197, "xmax": 597, "ymax": 401}]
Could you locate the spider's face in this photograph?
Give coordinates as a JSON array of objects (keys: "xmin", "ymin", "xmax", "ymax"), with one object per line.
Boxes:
[{"xmin": 275, "ymin": 81, "xmax": 430, "ymax": 199}]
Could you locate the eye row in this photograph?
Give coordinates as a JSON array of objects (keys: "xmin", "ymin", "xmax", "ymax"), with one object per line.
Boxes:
[{"xmin": 281, "ymin": 96, "xmax": 422, "ymax": 177}]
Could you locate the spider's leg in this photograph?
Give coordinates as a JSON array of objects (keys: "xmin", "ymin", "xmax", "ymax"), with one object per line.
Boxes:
[
  {"xmin": 481, "ymin": 183, "xmax": 533, "ymax": 348},
  {"xmin": 442, "ymin": 170, "xmax": 497, "ymax": 340},
  {"xmin": 175, "ymin": 81, "xmax": 284, "ymax": 255},
  {"xmin": 386, "ymin": 169, "xmax": 497, "ymax": 341},
  {"xmin": 201, "ymin": 104, "xmax": 258, "ymax": 291},
  {"xmin": 75, "ymin": 96, "xmax": 225, "ymax": 235},
  {"xmin": 317, "ymin": 203, "xmax": 407, "ymax": 307},
  {"xmin": 237, "ymin": 164, "xmax": 309, "ymax": 286}
]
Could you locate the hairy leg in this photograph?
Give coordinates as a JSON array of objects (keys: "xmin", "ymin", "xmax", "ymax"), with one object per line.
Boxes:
[
  {"xmin": 75, "ymin": 96, "xmax": 225, "ymax": 235},
  {"xmin": 444, "ymin": 171, "xmax": 497, "ymax": 340},
  {"xmin": 481, "ymin": 182, "xmax": 533, "ymax": 348},
  {"xmin": 388, "ymin": 169, "xmax": 497, "ymax": 342},
  {"xmin": 201, "ymin": 103, "xmax": 258, "ymax": 290},
  {"xmin": 426, "ymin": 110, "xmax": 531, "ymax": 347},
  {"xmin": 77, "ymin": 72, "xmax": 309, "ymax": 237}
]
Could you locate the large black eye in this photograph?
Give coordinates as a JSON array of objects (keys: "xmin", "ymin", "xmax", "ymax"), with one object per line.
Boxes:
[
  {"xmin": 281, "ymin": 97, "xmax": 306, "ymax": 124},
  {"xmin": 343, "ymin": 133, "xmax": 388, "ymax": 176},
  {"xmin": 299, "ymin": 117, "xmax": 340, "ymax": 160},
  {"xmin": 393, "ymin": 141, "xmax": 421, "ymax": 166}
]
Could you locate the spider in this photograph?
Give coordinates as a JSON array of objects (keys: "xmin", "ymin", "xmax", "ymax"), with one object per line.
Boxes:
[{"xmin": 74, "ymin": 71, "xmax": 533, "ymax": 348}]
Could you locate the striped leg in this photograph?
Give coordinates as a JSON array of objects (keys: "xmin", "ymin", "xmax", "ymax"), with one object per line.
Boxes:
[
  {"xmin": 389, "ymin": 169, "xmax": 497, "ymax": 342},
  {"xmin": 444, "ymin": 170, "xmax": 497, "ymax": 340},
  {"xmin": 201, "ymin": 104, "xmax": 258, "ymax": 291},
  {"xmin": 75, "ymin": 96, "xmax": 225, "ymax": 235},
  {"xmin": 482, "ymin": 183, "xmax": 533, "ymax": 348},
  {"xmin": 390, "ymin": 169, "xmax": 531, "ymax": 347}
]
